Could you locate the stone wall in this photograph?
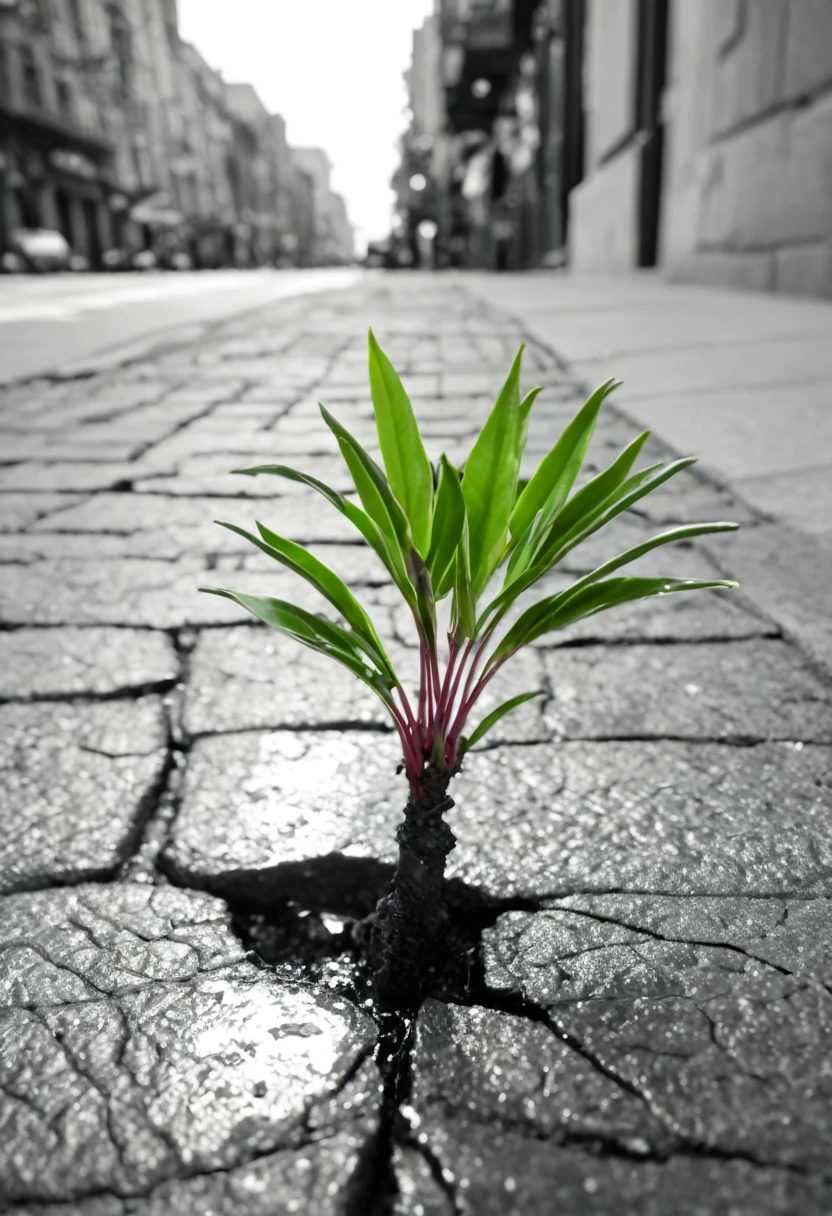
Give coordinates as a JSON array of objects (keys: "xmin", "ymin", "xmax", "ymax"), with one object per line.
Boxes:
[
  {"xmin": 570, "ymin": 0, "xmax": 832, "ymax": 299},
  {"xmin": 660, "ymin": 0, "xmax": 832, "ymax": 297}
]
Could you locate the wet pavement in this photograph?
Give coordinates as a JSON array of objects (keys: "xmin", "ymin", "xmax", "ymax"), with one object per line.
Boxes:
[{"xmin": 1, "ymin": 277, "xmax": 831, "ymax": 1213}]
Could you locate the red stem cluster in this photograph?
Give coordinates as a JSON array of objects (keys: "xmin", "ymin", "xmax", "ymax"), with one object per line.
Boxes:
[{"xmin": 387, "ymin": 630, "xmax": 504, "ymax": 795}]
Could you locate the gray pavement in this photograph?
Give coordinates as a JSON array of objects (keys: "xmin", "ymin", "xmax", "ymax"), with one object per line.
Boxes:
[
  {"xmin": 1, "ymin": 274, "xmax": 831, "ymax": 1214},
  {"xmin": 0, "ymin": 267, "xmax": 359, "ymax": 384}
]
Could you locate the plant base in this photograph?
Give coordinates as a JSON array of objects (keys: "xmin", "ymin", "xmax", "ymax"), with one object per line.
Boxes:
[{"xmin": 364, "ymin": 767, "xmax": 456, "ymax": 1008}]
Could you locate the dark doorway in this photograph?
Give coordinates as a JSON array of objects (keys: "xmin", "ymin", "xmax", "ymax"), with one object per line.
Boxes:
[
  {"xmin": 82, "ymin": 198, "xmax": 102, "ymax": 267},
  {"xmin": 635, "ymin": 0, "xmax": 669, "ymax": 267},
  {"xmin": 55, "ymin": 188, "xmax": 73, "ymax": 244},
  {"xmin": 561, "ymin": 0, "xmax": 585, "ymax": 244}
]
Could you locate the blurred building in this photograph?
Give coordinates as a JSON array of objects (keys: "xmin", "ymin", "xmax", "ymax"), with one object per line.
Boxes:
[
  {"xmin": 292, "ymin": 146, "xmax": 355, "ymax": 264},
  {"xmin": 0, "ymin": 0, "xmax": 353, "ymax": 268},
  {"xmin": 394, "ymin": 0, "xmax": 832, "ymax": 297}
]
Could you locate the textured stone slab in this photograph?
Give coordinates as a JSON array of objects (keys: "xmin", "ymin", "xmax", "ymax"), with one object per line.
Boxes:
[
  {"xmin": 31, "ymin": 491, "xmax": 357, "ymax": 546},
  {"xmin": 0, "ymin": 559, "xmax": 260, "ymax": 627},
  {"xmin": 0, "ymin": 462, "xmax": 160, "ymax": 493},
  {"xmin": 0, "ymin": 492, "xmax": 86, "ymax": 530},
  {"xmin": 539, "ymin": 640, "xmax": 832, "ymax": 741},
  {"xmin": 0, "ymin": 884, "xmax": 378, "ymax": 1206},
  {"xmin": 0, "ymin": 627, "xmax": 177, "ymax": 699},
  {"xmin": 449, "ymin": 740, "xmax": 832, "ymax": 899},
  {"xmin": 164, "ymin": 731, "xmax": 402, "ymax": 910},
  {"xmin": 0, "ymin": 699, "xmax": 168, "ymax": 893},
  {"xmin": 482, "ymin": 903, "xmax": 832, "ymax": 1175}
]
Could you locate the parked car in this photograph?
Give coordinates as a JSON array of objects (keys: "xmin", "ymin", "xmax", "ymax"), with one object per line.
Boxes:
[{"xmin": 7, "ymin": 228, "xmax": 72, "ymax": 272}]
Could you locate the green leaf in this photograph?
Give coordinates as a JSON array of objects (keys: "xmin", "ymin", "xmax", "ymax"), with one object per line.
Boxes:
[
  {"xmin": 231, "ymin": 463, "xmax": 415, "ymax": 605},
  {"xmin": 510, "ymin": 377, "xmax": 619, "ymax": 543},
  {"xmin": 368, "ymin": 329, "xmax": 434, "ymax": 556},
  {"xmin": 319, "ymin": 404, "xmax": 411, "ymax": 553},
  {"xmin": 556, "ymin": 521, "xmax": 740, "ymax": 602},
  {"xmin": 198, "ymin": 587, "xmax": 397, "ymax": 697},
  {"xmin": 490, "ymin": 576, "xmax": 737, "ymax": 664},
  {"xmin": 452, "ymin": 518, "xmax": 476, "ymax": 640},
  {"xmin": 427, "ymin": 453, "xmax": 467, "ymax": 597},
  {"xmin": 516, "ymin": 385, "xmax": 543, "ymax": 466},
  {"xmin": 462, "ymin": 346, "xmax": 525, "ymax": 597},
  {"xmin": 463, "ymin": 690, "xmax": 545, "ymax": 752},
  {"xmin": 532, "ymin": 429, "xmax": 651, "ymax": 569},
  {"xmin": 212, "ymin": 519, "xmax": 397, "ymax": 684}
]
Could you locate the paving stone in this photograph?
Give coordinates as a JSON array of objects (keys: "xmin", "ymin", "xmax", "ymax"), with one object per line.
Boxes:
[
  {"xmin": 482, "ymin": 903, "xmax": 832, "ymax": 1175},
  {"xmin": 0, "ymin": 627, "xmax": 177, "ymax": 699},
  {"xmin": 31, "ymin": 491, "xmax": 358, "ymax": 547},
  {"xmin": 0, "ymin": 699, "xmax": 168, "ymax": 893},
  {"xmin": 392, "ymin": 1146, "xmax": 453, "ymax": 1215},
  {"xmin": 449, "ymin": 740, "xmax": 832, "ymax": 899},
  {"xmin": 394, "ymin": 1121, "xmax": 831, "ymax": 1214},
  {"xmin": 0, "ymin": 559, "xmax": 260, "ymax": 627},
  {"xmin": 0, "ymin": 883, "xmax": 378, "ymax": 1206},
  {"xmin": 163, "ymin": 731, "xmax": 402, "ymax": 910},
  {"xmin": 539, "ymin": 639, "xmax": 832, "ymax": 741},
  {"xmin": 0, "ymin": 492, "xmax": 86, "ymax": 530},
  {"xmin": 0, "ymin": 462, "xmax": 164, "ymax": 493},
  {"xmin": 132, "ymin": 452, "xmax": 353, "ymax": 497}
]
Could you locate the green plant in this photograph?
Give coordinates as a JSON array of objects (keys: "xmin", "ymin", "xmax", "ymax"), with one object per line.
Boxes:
[{"xmin": 201, "ymin": 332, "xmax": 738, "ymax": 1005}]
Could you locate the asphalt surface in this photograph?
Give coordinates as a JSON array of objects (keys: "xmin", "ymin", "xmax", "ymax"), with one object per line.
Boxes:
[{"xmin": 0, "ymin": 267, "xmax": 361, "ymax": 383}]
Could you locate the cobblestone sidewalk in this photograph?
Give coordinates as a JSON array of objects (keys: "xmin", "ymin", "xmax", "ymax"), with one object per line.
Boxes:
[{"xmin": 1, "ymin": 276, "xmax": 831, "ymax": 1214}]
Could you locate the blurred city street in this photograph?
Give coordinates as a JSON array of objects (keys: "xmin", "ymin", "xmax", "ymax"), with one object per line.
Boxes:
[{"xmin": 0, "ymin": 267, "xmax": 359, "ymax": 382}]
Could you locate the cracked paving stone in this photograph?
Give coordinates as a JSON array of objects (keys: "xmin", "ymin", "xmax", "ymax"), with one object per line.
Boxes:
[
  {"xmin": 0, "ymin": 883, "xmax": 379, "ymax": 1208},
  {"xmin": 0, "ymin": 462, "xmax": 163, "ymax": 493},
  {"xmin": 0, "ymin": 492, "xmax": 87, "ymax": 530},
  {"xmin": 398, "ymin": 999, "xmax": 832, "ymax": 1215},
  {"xmin": 0, "ymin": 699, "xmax": 168, "ymax": 893},
  {"xmin": 163, "ymin": 731, "xmax": 402, "ymax": 911},
  {"xmin": 0, "ymin": 627, "xmax": 177, "ymax": 700},
  {"xmin": 0, "ymin": 559, "xmax": 267, "ymax": 628},
  {"xmin": 30, "ymin": 492, "xmax": 358, "ymax": 547},
  {"xmin": 164, "ymin": 734, "xmax": 832, "ymax": 911},
  {"xmin": 539, "ymin": 640, "xmax": 832, "ymax": 741},
  {"xmin": 449, "ymin": 740, "xmax": 832, "ymax": 899},
  {"xmin": 182, "ymin": 627, "xmax": 546, "ymax": 742},
  {"xmin": 482, "ymin": 903, "xmax": 832, "ymax": 1177}
]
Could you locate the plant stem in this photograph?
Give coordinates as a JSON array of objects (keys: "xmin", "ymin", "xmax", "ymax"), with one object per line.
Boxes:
[{"xmin": 367, "ymin": 765, "xmax": 456, "ymax": 1008}]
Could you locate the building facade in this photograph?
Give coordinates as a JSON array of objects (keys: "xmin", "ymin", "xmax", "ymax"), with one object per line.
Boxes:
[{"xmin": 0, "ymin": 0, "xmax": 353, "ymax": 268}]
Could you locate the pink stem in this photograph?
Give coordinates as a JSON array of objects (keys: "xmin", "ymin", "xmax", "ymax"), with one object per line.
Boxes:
[
  {"xmin": 387, "ymin": 703, "xmax": 421, "ymax": 776},
  {"xmin": 447, "ymin": 647, "xmax": 504, "ymax": 752},
  {"xmin": 433, "ymin": 636, "xmax": 459, "ymax": 732},
  {"xmin": 442, "ymin": 638, "xmax": 473, "ymax": 735}
]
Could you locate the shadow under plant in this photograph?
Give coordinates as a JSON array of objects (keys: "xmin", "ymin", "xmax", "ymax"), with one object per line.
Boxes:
[{"xmin": 1, "ymin": 283, "xmax": 832, "ymax": 1215}]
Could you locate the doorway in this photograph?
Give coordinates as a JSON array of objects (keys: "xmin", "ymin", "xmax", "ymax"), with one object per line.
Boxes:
[
  {"xmin": 82, "ymin": 198, "xmax": 101, "ymax": 267},
  {"xmin": 55, "ymin": 188, "xmax": 73, "ymax": 245},
  {"xmin": 635, "ymin": 0, "xmax": 669, "ymax": 267}
]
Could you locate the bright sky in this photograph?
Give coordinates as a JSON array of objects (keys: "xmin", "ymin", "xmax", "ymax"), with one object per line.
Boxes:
[{"xmin": 178, "ymin": 0, "xmax": 434, "ymax": 252}]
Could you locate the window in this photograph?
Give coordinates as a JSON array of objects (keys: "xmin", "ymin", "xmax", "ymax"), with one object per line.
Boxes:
[
  {"xmin": 56, "ymin": 79, "xmax": 73, "ymax": 118},
  {"xmin": 68, "ymin": 0, "xmax": 85, "ymax": 45},
  {"xmin": 20, "ymin": 46, "xmax": 42, "ymax": 109},
  {"xmin": 108, "ymin": 6, "xmax": 132, "ymax": 99}
]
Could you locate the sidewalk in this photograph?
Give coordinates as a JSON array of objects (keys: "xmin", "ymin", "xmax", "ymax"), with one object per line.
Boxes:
[{"xmin": 1, "ymin": 274, "xmax": 831, "ymax": 1214}]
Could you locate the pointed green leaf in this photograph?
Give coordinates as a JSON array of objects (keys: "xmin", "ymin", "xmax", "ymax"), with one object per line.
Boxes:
[
  {"xmin": 464, "ymin": 690, "xmax": 545, "ymax": 751},
  {"xmin": 319, "ymin": 404, "xmax": 411, "ymax": 552},
  {"xmin": 198, "ymin": 587, "xmax": 397, "ymax": 696},
  {"xmin": 368, "ymin": 329, "xmax": 434, "ymax": 556},
  {"xmin": 462, "ymin": 346, "xmax": 525, "ymax": 597},
  {"xmin": 231, "ymin": 463, "xmax": 415, "ymax": 605},
  {"xmin": 212, "ymin": 519, "xmax": 397, "ymax": 684},
  {"xmin": 510, "ymin": 377, "xmax": 619, "ymax": 543},
  {"xmin": 516, "ymin": 385, "xmax": 543, "ymax": 465},
  {"xmin": 490, "ymin": 576, "xmax": 737, "ymax": 664},
  {"xmin": 452, "ymin": 519, "xmax": 476, "ymax": 640},
  {"xmin": 427, "ymin": 453, "xmax": 466, "ymax": 597}
]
